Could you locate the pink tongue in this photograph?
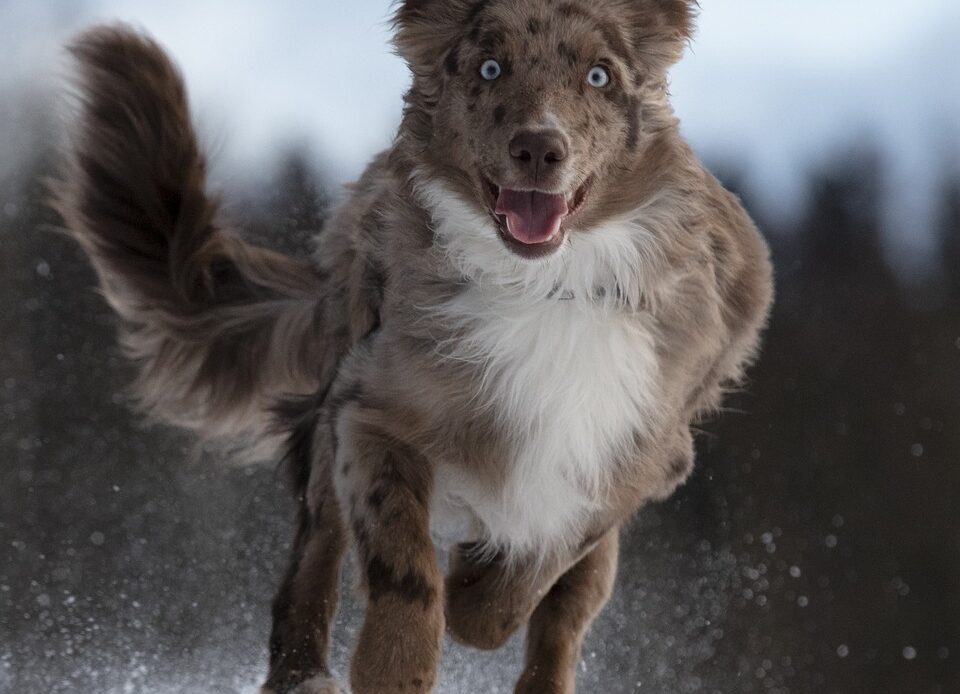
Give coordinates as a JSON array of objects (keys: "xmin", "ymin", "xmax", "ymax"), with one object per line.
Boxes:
[{"xmin": 495, "ymin": 189, "xmax": 568, "ymax": 245}]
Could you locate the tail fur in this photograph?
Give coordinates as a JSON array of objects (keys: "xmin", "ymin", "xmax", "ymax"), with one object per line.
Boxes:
[{"xmin": 54, "ymin": 25, "xmax": 327, "ymax": 455}]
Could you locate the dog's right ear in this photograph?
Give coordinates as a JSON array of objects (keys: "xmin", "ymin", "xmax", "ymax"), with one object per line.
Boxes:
[{"xmin": 392, "ymin": 0, "xmax": 476, "ymax": 77}]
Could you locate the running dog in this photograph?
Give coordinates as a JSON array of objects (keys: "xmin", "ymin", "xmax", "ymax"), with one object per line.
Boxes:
[{"xmin": 56, "ymin": 1, "xmax": 773, "ymax": 692}]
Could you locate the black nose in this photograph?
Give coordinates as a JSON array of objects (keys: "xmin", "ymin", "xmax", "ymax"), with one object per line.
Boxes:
[{"xmin": 509, "ymin": 129, "xmax": 569, "ymax": 174}]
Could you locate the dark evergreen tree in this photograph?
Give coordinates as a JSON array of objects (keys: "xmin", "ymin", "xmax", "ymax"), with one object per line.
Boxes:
[
  {"xmin": 937, "ymin": 176, "xmax": 960, "ymax": 298},
  {"xmin": 799, "ymin": 149, "xmax": 890, "ymax": 284},
  {"xmin": 269, "ymin": 149, "xmax": 329, "ymax": 253}
]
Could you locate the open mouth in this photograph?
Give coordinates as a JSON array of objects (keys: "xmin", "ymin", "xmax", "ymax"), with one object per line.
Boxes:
[{"xmin": 482, "ymin": 176, "xmax": 592, "ymax": 258}]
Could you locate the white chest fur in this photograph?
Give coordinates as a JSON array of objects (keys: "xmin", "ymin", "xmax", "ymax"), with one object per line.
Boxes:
[
  {"xmin": 429, "ymin": 289, "xmax": 662, "ymax": 556},
  {"xmin": 416, "ymin": 175, "xmax": 664, "ymax": 556}
]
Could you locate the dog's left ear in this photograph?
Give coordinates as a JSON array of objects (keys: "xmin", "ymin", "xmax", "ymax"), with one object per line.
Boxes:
[
  {"xmin": 650, "ymin": 0, "xmax": 698, "ymax": 40},
  {"xmin": 392, "ymin": 0, "xmax": 475, "ymax": 76},
  {"xmin": 629, "ymin": 0, "xmax": 699, "ymax": 70}
]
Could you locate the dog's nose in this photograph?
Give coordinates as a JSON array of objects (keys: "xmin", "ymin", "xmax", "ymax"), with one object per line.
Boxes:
[{"xmin": 509, "ymin": 130, "xmax": 569, "ymax": 174}]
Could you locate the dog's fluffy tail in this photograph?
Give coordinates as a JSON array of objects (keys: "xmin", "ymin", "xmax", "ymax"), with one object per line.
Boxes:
[{"xmin": 54, "ymin": 26, "xmax": 328, "ymax": 456}]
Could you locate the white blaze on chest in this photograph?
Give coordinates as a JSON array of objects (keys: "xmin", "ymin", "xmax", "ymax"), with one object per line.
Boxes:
[{"xmin": 430, "ymin": 290, "xmax": 662, "ymax": 556}]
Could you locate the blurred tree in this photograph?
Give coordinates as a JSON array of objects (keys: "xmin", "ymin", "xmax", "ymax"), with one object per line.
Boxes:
[
  {"xmin": 274, "ymin": 150, "xmax": 327, "ymax": 229},
  {"xmin": 799, "ymin": 149, "xmax": 891, "ymax": 285},
  {"xmin": 236, "ymin": 148, "xmax": 330, "ymax": 255},
  {"xmin": 938, "ymin": 176, "xmax": 960, "ymax": 299},
  {"xmin": 689, "ymin": 150, "xmax": 960, "ymax": 693},
  {"xmin": 267, "ymin": 149, "xmax": 330, "ymax": 253}
]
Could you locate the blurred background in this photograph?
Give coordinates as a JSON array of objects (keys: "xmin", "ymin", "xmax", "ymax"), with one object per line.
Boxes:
[{"xmin": 1, "ymin": 1, "xmax": 959, "ymax": 692}]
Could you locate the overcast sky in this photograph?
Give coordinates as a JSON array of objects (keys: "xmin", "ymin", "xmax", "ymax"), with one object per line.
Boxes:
[{"xmin": 2, "ymin": 1, "xmax": 959, "ymax": 263}]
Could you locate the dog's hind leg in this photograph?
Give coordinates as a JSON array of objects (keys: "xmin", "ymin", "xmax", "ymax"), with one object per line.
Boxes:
[
  {"xmin": 262, "ymin": 493, "xmax": 346, "ymax": 694},
  {"xmin": 263, "ymin": 405, "xmax": 347, "ymax": 694},
  {"xmin": 514, "ymin": 529, "xmax": 620, "ymax": 694},
  {"xmin": 444, "ymin": 545, "xmax": 577, "ymax": 653},
  {"xmin": 444, "ymin": 528, "xmax": 619, "ymax": 693}
]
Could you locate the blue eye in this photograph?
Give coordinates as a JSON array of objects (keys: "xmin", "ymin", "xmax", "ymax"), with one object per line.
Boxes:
[
  {"xmin": 480, "ymin": 59, "xmax": 502, "ymax": 81},
  {"xmin": 587, "ymin": 65, "xmax": 610, "ymax": 88}
]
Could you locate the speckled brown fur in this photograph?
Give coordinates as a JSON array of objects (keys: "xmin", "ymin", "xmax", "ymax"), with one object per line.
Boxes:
[{"xmin": 57, "ymin": 2, "xmax": 773, "ymax": 692}]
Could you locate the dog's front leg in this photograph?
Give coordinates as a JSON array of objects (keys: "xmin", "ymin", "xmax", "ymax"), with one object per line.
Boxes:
[{"xmin": 336, "ymin": 413, "xmax": 443, "ymax": 694}]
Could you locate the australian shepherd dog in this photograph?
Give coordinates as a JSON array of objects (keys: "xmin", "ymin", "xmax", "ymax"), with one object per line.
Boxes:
[{"xmin": 55, "ymin": 2, "xmax": 773, "ymax": 692}]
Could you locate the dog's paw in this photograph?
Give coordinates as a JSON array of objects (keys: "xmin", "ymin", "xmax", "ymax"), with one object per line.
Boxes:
[
  {"xmin": 445, "ymin": 576, "xmax": 528, "ymax": 650},
  {"xmin": 260, "ymin": 674, "xmax": 341, "ymax": 694},
  {"xmin": 350, "ymin": 598, "xmax": 443, "ymax": 694},
  {"xmin": 292, "ymin": 676, "xmax": 341, "ymax": 694},
  {"xmin": 445, "ymin": 553, "xmax": 530, "ymax": 650},
  {"xmin": 514, "ymin": 666, "xmax": 573, "ymax": 694}
]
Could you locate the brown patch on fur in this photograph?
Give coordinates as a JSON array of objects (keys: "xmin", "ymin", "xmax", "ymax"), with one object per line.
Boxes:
[
  {"xmin": 557, "ymin": 40, "xmax": 579, "ymax": 67},
  {"xmin": 365, "ymin": 555, "xmax": 437, "ymax": 607},
  {"xmin": 444, "ymin": 45, "xmax": 461, "ymax": 76},
  {"xmin": 624, "ymin": 95, "xmax": 642, "ymax": 150}
]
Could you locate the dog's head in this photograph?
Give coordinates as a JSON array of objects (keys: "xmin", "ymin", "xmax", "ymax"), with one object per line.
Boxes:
[{"xmin": 395, "ymin": 0, "xmax": 696, "ymax": 260}]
